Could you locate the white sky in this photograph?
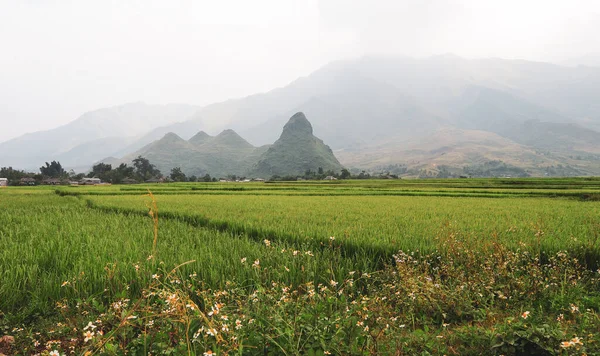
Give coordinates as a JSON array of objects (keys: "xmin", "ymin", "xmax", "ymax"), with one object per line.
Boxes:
[{"xmin": 0, "ymin": 0, "xmax": 599, "ymax": 142}]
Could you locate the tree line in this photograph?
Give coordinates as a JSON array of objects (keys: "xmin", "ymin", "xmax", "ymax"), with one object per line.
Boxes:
[{"xmin": 1, "ymin": 158, "xmax": 389, "ymax": 186}]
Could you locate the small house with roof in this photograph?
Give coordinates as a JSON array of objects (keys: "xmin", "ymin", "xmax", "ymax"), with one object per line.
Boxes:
[
  {"xmin": 80, "ymin": 177, "xmax": 101, "ymax": 185},
  {"xmin": 20, "ymin": 177, "xmax": 36, "ymax": 185}
]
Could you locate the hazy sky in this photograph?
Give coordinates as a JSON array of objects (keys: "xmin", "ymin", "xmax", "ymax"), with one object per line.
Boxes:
[{"xmin": 1, "ymin": 0, "xmax": 599, "ymax": 142}]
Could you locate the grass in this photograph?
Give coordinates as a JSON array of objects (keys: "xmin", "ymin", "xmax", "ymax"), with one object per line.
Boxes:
[
  {"xmin": 82, "ymin": 193, "xmax": 600, "ymax": 268},
  {"xmin": 1, "ymin": 179, "xmax": 600, "ymax": 355}
]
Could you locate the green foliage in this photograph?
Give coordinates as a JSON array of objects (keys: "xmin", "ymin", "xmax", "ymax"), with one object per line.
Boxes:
[
  {"xmin": 0, "ymin": 166, "xmax": 34, "ymax": 185},
  {"xmin": 133, "ymin": 156, "xmax": 162, "ymax": 181},
  {"xmin": 169, "ymin": 167, "xmax": 187, "ymax": 182},
  {"xmin": 39, "ymin": 160, "xmax": 66, "ymax": 178},
  {"xmin": 88, "ymin": 162, "xmax": 136, "ymax": 183}
]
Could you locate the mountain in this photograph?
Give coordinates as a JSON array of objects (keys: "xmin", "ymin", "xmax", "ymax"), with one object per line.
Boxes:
[
  {"xmin": 109, "ymin": 113, "xmax": 343, "ymax": 179},
  {"xmin": 116, "ymin": 129, "xmax": 264, "ymax": 178},
  {"xmin": 111, "ymin": 118, "xmax": 205, "ymax": 158},
  {"xmin": 0, "ymin": 102, "xmax": 200, "ymax": 169},
  {"xmin": 249, "ymin": 112, "xmax": 344, "ymax": 177},
  {"xmin": 6, "ymin": 55, "xmax": 600, "ymax": 176},
  {"xmin": 188, "ymin": 131, "xmax": 212, "ymax": 146},
  {"xmin": 562, "ymin": 53, "xmax": 600, "ymax": 68}
]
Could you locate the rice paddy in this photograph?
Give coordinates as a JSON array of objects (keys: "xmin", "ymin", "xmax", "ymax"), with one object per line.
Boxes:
[{"xmin": 1, "ymin": 178, "xmax": 600, "ymax": 355}]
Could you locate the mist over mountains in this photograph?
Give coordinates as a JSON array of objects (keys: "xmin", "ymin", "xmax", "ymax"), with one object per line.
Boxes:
[{"xmin": 2, "ymin": 55, "xmax": 600, "ymax": 177}]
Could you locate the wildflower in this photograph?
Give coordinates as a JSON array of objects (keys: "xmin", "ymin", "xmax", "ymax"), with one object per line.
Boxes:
[
  {"xmin": 364, "ymin": 325, "xmax": 369, "ymax": 332},
  {"xmin": 241, "ymin": 257, "xmax": 247, "ymax": 264},
  {"xmin": 186, "ymin": 303, "xmax": 196, "ymax": 310},
  {"xmin": 557, "ymin": 314, "xmax": 564, "ymax": 322},
  {"xmin": 235, "ymin": 319, "xmax": 243, "ymax": 329},
  {"xmin": 442, "ymin": 323, "xmax": 449, "ymax": 327},
  {"xmin": 284, "ymin": 266, "xmax": 290, "ymax": 272},
  {"xmin": 253, "ymin": 259, "xmax": 260, "ymax": 268},
  {"xmin": 206, "ymin": 328, "xmax": 218, "ymax": 337},
  {"xmin": 263, "ymin": 239, "xmax": 271, "ymax": 247},
  {"xmin": 83, "ymin": 330, "xmax": 94, "ymax": 342},
  {"xmin": 152, "ymin": 274, "xmax": 160, "ymax": 280},
  {"xmin": 83, "ymin": 322, "xmax": 96, "ymax": 330},
  {"xmin": 208, "ymin": 304, "xmax": 220, "ymax": 316},
  {"xmin": 50, "ymin": 351, "xmax": 60, "ymax": 356},
  {"xmin": 166, "ymin": 294, "xmax": 178, "ymax": 305},
  {"xmin": 147, "ymin": 255, "xmax": 153, "ymax": 260},
  {"xmin": 293, "ymin": 250, "xmax": 300, "ymax": 256},
  {"xmin": 61, "ymin": 281, "xmax": 70, "ymax": 287},
  {"xmin": 570, "ymin": 337, "xmax": 583, "ymax": 345},
  {"xmin": 305, "ymin": 250, "xmax": 314, "ymax": 256},
  {"xmin": 204, "ymin": 351, "xmax": 215, "ymax": 356},
  {"xmin": 570, "ymin": 304, "xmax": 579, "ymax": 313},
  {"xmin": 221, "ymin": 315, "xmax": 228, "ymax": 320},
  {"xmin": 329, "ymin": 236, "xmax": 335, "ymax": 241},
  {"xmin": 127, "ymin": 315, "xmax": 137, "ymax": 320},
  {"xmin": 222, "ymin": 324, "xmax": 229, "ymax": 332},
  {"xmin": 330, "ymin": 280, "xmax": 338, "ymax": 287},
  {"xmin": 521, "ymin": 311, "xmax": 530, "ymax": 319},
  {"xmin": 324, "ymin": 352, "xmax": 332, "ymax": 355},
  {"xmin": 560, "ymin": 341, "xmax": 573, "ymax": 348}
]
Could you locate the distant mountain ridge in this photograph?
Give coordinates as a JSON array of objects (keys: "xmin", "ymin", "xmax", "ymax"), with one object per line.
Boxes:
[
  {"xmin": 3, "ymin": 55, "xmax": 600, "ymax": 176},
  {"xmin": 0, "ymin": 102, "xmax": 200, "ymax": 169}
]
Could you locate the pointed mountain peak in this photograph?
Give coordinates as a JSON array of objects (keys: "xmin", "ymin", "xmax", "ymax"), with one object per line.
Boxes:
[
  {"xmin": 282, "ymin": 112, "xmax": 313, "ymax": 136},
  {"xmin": 216, "ymin": 129, "xmax": 240, "ymax": 137},
  {"xmin": 189, "ymin": 130, "xmax": 212, "ymax": 145},
  {"xmin": 160, "ymin": 132, "xmax": 185, "ymax": 142},
  {"xmin": 213, "ymin": 129, "xmax": 254, "ymax": 149}
]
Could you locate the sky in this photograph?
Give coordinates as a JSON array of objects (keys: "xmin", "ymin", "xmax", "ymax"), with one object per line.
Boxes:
[{"xmin": 0, "ymin": 0, "xmax": 599, "ymax": 142}]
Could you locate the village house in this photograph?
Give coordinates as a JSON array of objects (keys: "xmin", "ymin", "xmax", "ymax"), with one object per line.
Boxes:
[
  {"xmin": 323, "ymin": 176, "xmax": 338, "ymax": 180},
  {"xmin": 79, "ymin": 177, "xmax": 101, "ymax": 185},
  {"xmin": 42, "ymin": 178, "xmax": 63, "ymax": 185},
  {"xmin": 20, "ymin": 177, "xmax": 36, "ymax": 185},
  {"xmin": 0, "ymin": 178, "xmax": 8, "ymax": 187}
]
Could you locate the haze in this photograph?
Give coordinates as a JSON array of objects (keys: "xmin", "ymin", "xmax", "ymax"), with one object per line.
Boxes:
[{"xmin": 1, "ymin": 0, "xmax": 599, "ymax": 143}]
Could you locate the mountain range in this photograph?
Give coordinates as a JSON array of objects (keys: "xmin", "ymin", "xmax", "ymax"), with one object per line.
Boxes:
[
  {"xmin": 104, "ymin": 112, "xmax": 342, "ymax": 178},
  {"xmin": 2, "ymin": 55, "xmax": 600, "ymax": 176}
]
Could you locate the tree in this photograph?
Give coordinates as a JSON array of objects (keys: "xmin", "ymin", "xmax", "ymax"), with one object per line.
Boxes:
[
  {"xmin": 110, "ymin": 163, "xmax": 135, "ymax": 184},
  {"xmin": 202, "ymin": 174, "xmax": 212, "ymax": 182},
  {"xmin": 132, "ymin": 156, "xmax": 161, "ymax": 181},
  {"xmin": 88, "ymin": 163, "xmax": 112, "ymax": 181},
  {"xmin": 40, "ymin": 161, "xmax": 66, "ymax": 178},
  {"xmin": 340, "ymin": 168, "xmax": 351, "ymax": 179},
  {"xmin": 170, "ymin": 167, "xmax": 187, "ymax": 182},
  {"xmin": 0, "ymin": 166, "xmax": 32, "ymax": 185}
]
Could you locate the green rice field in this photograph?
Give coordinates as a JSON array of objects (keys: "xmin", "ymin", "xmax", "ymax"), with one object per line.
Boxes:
[{"xmin": 1, "ymin": 178, "xmax": 600, "ymax": 355}]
